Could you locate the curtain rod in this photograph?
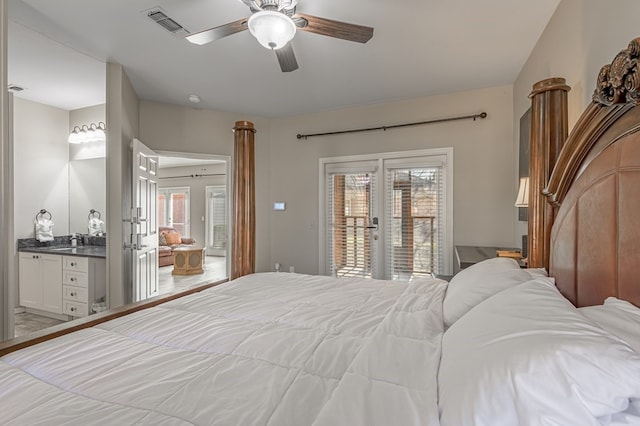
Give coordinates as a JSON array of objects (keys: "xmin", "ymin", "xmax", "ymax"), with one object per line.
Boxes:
[
  {"xmin": 159, "ymin": 173, "xmax": 225, "ymax": 180},
  {"xmin": 296, "ymin": 112, "xmax": 488, "ymax": 140}
]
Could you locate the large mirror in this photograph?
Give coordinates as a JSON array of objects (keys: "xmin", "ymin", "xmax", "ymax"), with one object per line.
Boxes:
[
  {"xmin": 9, "ymin": 5, "xmax": 106, "ymax": 238},
  {"xmin": 8, "ymin": 3, "xmax": 106, "ymax": 340},
  {"xmin": 68, "ymin": 105, "xmax": 107, "ymax": 236}
]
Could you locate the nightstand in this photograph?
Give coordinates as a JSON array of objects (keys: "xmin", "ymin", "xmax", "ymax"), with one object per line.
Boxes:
[{"xmin": 455, "ymin": 245, "xmax": 524, "ymax": 273}]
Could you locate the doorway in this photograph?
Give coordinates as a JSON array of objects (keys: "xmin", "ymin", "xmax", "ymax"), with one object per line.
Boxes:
[{"xmin": 155, "ymin": 153, "xmax": 230, "ymax": 296}]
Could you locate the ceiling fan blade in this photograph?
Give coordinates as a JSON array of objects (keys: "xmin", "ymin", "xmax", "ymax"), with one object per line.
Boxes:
[
  {"xmin": 186, "ymin": 18, "xmax": 248, "ymax": 45},
  {"xmin": 275, "ymin": 43, "xmax": 299, "ymax": 72},
  {"xmin": 294, "ymin": 13, "xmax": 373, "ymax": 43}
]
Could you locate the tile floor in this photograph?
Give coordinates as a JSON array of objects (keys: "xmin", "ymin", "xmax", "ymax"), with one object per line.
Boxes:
[
  {"xmin": 13, "ymin": 256, "xmax": 227, "ymax": 338},
  {"xmin": 158, "ymin": 255, "xmax": 227, "ymax": 295},
  {"xmin": 14, "ymin": 312, "xmax": 65, "ymax": 338}
]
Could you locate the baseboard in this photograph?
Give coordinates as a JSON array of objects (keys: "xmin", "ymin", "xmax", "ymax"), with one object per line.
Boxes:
[
  {"xmin": 14, "ymin": 307, "xmax": 26, "ymax": 315},
  {"xmin": 23, "ymin": 308, "xmax": 71, "ymax": 322}
]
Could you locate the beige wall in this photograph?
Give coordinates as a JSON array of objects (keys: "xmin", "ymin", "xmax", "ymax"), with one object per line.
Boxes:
[
  {"xmin": 106, "ymin": 63, "xmax": 139, "ymax": 307},
  {"xmin": 513, "ymin": 0, "xmax": 640, "ymax": 245},
  {"xmin": 269, "ymin": 85, "xmax": 515, "ymax": 275},
  {"xmin": 140, "ymin": 87, "xmax": 515, "ymax": 276},
  {"xmin": 139, "ymin": 101, "xmax": 271, "ymax": 272}
]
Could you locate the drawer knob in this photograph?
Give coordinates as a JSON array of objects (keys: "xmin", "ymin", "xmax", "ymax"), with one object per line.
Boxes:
[
  {"xmin": 71, "ymin": 262, "xmax": 76, "ymax": 267},
  {"xmin": 71, "ymin": 277, "xmax": 76, "ymax": 282},
  {"xmin": 70, "ymin": 307, "xmax": 76, "ymax": 312},
  {"xmin": 70, "ymin": 292, "xmax": 76, "ymax": 297}
]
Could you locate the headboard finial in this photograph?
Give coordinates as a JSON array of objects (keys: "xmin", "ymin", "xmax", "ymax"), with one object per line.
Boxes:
[{"xmin": 593, "ymin": 37, "xmax": 640, "ymax": 106}]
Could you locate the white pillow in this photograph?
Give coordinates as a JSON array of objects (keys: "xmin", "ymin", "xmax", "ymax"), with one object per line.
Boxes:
[
  {"xmin": 439, "ymin": 278, "xmax": 640, "ymax": 426},
  {"xmin": 443, "ymin": 257, "xmax": 534, "ymax": 328},
  {"xmin": 579, "ymin": 297, "xmax": 640, "ymax": 354}
]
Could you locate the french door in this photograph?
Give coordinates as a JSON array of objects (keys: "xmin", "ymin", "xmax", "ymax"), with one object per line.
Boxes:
[
  {"xmin": 131, "ymin": 139, "xmax": 159, "ymax": 302},
  {"xmin": 325, "ymin": 161, "xmax": 379, "ymax": 278},
  {"xmin": 321, "ymin": 149, "xmax": 453, "ymax": 279}
]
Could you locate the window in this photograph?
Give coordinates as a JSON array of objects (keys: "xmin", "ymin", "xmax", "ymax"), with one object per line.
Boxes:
[{"xmin": 158, "ymin": 187, "xmax": 190, "ymax": 236}]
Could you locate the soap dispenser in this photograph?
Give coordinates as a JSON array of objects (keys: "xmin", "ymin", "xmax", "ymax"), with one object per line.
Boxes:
[{"xmin": 70, "ymin": 233, "xmax": 78, "ymax": 247}]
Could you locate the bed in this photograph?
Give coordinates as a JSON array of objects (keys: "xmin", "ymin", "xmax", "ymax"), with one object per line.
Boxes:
[{"xmin": 3, "ymin": 39, "xmax": 640, "ymax": 425}]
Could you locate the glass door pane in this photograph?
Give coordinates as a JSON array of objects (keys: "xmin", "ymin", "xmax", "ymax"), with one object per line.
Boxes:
[
  {"xmin": 326, "ymin": 166, "xmax": 378, "ymax": 278},
  {"xmin": 386, "ymin": 167, "xmax": 442, "ymax": 280}
]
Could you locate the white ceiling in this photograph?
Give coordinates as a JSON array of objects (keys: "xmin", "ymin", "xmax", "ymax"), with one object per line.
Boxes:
[{"xmin": 8, "ymin": 0, "xmax": 560, "ymax": 117}]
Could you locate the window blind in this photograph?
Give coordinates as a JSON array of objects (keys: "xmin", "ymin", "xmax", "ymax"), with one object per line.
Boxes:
[
  {"xmin": 385, "ymin": 166, "xmax": 444, "ymax": 279},
  {"xmin": 326, "ymin": 169, "xmax": 377, "ymax": 278}
]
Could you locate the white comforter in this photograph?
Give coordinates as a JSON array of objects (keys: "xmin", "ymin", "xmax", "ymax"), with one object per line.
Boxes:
[{"xmin": 0, "ymin": 273, "xmax": 447, "ymax": 425}]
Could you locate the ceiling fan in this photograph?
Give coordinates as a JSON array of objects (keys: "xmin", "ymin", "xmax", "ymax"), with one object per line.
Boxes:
[{"xmin": 186, "ymin": 0, "xmax": 374, "ymax": 72}]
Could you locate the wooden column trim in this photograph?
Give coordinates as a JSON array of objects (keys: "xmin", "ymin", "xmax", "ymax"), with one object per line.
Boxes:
[
  {"xmin": 528, "ymin": 78, "xmax": 570, "ymax": 269},
  {"xmin": 231, "ymin": 121, "xmax": 256, "ymax": 280}
]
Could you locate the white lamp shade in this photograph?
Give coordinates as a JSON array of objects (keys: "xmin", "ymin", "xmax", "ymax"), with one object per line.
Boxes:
[
  {"xmin": 248, "ymin": 10, "xmax": 296, "ymax": 50},
  {"xmin": 515, "ymin": 177, "xmax": 529, "ymax": 207}
]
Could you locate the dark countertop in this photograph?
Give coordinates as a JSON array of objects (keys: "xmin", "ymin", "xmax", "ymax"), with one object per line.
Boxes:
[{"xmin": 18, "ymin": 245, "xmax": 106, "ymax": 259}]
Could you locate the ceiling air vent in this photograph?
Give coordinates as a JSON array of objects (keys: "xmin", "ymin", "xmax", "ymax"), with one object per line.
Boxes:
[
  {"xmin": 8, "ymin": 84, "xmax": 24, "ymax": 92},
  {"xmin": 146, "ymin": 7, "xmax": 189, "ymax": 37}
]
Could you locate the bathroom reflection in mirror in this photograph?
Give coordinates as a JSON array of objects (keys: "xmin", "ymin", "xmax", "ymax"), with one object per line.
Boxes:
[
  {"xmin": 88, "ymin": 209, "xmax": 105, "ymax": 236},
  {"xmin": 68, "ymin": 104, "xmax": 107, "ymax": 236}
]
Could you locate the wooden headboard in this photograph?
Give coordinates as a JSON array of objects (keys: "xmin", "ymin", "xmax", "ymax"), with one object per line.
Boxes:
[{"xmin": 539, "ymin": 37, "xmax": 640, "ymax": 307}]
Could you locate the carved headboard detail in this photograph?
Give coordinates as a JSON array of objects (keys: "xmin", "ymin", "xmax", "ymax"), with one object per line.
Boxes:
[
  {"xmin": 537, "ymin": 37, "xmax": 640, "ymax": 307},
  {"xmin": 593, "ymin": 37, "xmax": 640, "ymax": 106}
]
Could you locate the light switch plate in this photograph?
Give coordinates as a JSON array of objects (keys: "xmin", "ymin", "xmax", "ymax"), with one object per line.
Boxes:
[{"xmin": 273, "ymin": 202, "xmax": 286, "ymax": 211}]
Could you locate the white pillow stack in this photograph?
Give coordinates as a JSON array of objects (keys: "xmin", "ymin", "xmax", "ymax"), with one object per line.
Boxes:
[
  {"xmin": 439, "ymin": 278, "xmax": 640, "ymax": 426},
  {"xmin": 443, "ymin": 257, "xmax": 538, "ymax": 328},
  {"xmin": 579, "ymin": 297, "xmax": 640, "ymax": 355}
]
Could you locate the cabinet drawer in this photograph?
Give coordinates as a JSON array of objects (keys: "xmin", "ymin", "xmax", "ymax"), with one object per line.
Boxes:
[
  {"xmin": 63, "ymin": 285, "xmax": 88, "ymax": 302},
  {"xmin": 63, "ymin": 271, "xmax": 88, "ymax": 288},
  {"xmin": 63, "ymin": 256, "xmax": 88, "ymax": 272},
  {"xmin": 63, "ymin": 300, "xmax": 88, "ymax": 317}
]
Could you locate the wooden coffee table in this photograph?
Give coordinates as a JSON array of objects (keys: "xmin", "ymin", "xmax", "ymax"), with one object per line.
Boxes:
[{"xmin": 172, "ymin": 247, "xmax": 205, "ymax": 275}]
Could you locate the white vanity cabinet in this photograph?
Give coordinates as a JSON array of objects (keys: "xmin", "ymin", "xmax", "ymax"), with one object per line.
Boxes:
[
  {"xmin": 62, "ymin": 255, "xmax": 106, "ymax": 318},
  {"xmin": 19, "ymin": 252, "xmax": 63, "ymax": 314}
]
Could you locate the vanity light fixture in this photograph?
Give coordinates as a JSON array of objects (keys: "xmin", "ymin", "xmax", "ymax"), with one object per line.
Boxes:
[{"xmin": 68, "ymin": 122, "xmax": 107, "ymax": 144}]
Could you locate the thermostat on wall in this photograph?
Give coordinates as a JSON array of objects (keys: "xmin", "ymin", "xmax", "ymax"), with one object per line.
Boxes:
[{"xmin": 273, "ymin": 202, "xmax": 286, "ymax": 211}]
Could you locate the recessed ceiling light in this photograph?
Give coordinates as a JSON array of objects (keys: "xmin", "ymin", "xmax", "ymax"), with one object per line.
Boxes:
[{"xmin": 188, "ymin": 94, "xmax": 201, "ymax": 103}]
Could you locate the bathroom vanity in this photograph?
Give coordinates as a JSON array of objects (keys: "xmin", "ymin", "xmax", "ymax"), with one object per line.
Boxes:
[{"xmin": 18, "ymin": 243, "xmax": 106, "ymax": 319}]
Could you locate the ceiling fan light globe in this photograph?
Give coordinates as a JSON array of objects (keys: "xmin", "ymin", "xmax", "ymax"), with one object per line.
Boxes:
[{"xmin": 248, "ymin": 10, "xmax": 296, "ymax": 50}]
